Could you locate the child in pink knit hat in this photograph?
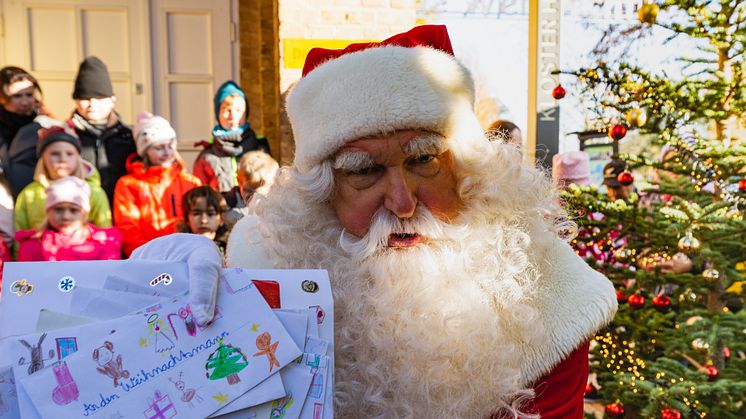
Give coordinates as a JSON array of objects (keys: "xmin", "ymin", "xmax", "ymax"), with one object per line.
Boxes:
[
  {"xmin": 552, "ymin": 151, "xmax": 591, "ymax": 189},
  {"xmin": 15, "ymin": 176, "xmax": 122, "ymax": 261}
]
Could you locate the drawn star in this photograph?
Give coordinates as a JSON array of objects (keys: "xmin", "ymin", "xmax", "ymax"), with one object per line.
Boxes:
[
  {"xmin": 138, "ymin": 337, "xmax": 148, "ymax": 347},
  {"xmin": 251, "ymin": 323, "xmax": 261, "ymax": 332},
  {"xmin": 213, "ymin": 392, "xmax": 228, "ymax": 404}
]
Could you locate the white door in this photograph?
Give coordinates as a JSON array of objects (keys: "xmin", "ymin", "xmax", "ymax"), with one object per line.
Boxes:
[
  {"xmin": 150, "ymin": 0, "xmax": 238, "ymax": 166},
  {"xmin": 1, "ymin": 0, "xmax": 151, "ymax": 124}
]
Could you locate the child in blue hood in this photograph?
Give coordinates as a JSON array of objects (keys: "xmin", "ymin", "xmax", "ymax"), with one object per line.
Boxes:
[{"xmin": 193, "ymin": 81, "xmax": 270, "ymax": 194}]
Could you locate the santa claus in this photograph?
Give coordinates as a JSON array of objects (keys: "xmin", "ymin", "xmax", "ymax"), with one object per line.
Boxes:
[{"xmin": 135, "ymin": 25, "xmax": 617, "ymax": 418}]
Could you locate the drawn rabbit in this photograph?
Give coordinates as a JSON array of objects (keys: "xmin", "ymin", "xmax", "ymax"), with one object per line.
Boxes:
[{"xmin": 18, "ymin": 333, "xmax": 55, "ymax": 375}]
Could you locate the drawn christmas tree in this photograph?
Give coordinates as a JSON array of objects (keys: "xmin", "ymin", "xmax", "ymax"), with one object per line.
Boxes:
[{"xmin": 205, "ymin": 339, "xmax": 248, "ymax": 385}]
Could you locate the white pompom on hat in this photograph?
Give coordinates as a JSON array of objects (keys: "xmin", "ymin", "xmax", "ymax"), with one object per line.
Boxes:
[
  {"xmin": 287, "ymin": 25, "xmax": 484, "ymax": 172},
  {"xmin": 133, "ymin": 111, "xmax": 177, "ymax": 157},
  {"xmin": 45, "ymin": 176, "xmax": 91, "ymax": 213}
]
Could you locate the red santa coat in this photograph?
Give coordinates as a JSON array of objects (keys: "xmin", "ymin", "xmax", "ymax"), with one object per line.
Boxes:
[{"xmin": 527, "ymin": 342, "xmax": 589, "ymax": 418}]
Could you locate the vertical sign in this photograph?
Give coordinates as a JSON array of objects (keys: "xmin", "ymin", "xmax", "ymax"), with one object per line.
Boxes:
[{"xmin": 528, "ymin": 0, "xmax": 561, "ymax": 169}]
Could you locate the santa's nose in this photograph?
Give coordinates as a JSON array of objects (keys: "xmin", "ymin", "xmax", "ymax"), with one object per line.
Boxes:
[{"xmin": 384, "ymin": 168, "xmax": 417, "ymax": 219}]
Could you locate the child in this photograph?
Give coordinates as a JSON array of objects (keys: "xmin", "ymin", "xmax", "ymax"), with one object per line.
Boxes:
[
  {"xmin": 177, "ymin": 186, "xmax": 229, "ymax": 255},
  {"xmin": 15, "ymin": 176, "xmax": 122, "ymax": 261},
  {"xmin": 223, "ymin": 151, "xmax": 279, "ymax": 229},
  {"xmin": 14, "ymin": 124, "xmax": 111, "ymax": 231},
  {"xmin": 113, "ymin": 112, "xmax": 201, "ymax": 256},
  {"xmin": 193, "ymin": 81, "xmax": 270, "ymax": 194}
]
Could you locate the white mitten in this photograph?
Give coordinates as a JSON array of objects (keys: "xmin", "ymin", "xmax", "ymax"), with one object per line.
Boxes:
[{"xmin": 130, "ymin": 234, "xmax": 221, "ymax": 326}]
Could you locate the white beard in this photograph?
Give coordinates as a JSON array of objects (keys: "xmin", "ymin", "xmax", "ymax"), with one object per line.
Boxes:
[{"xmin": 256, "ymin": 201, "xmax": 548, "ymax": 418}]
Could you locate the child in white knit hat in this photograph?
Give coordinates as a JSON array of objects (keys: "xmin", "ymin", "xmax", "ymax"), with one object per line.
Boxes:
[
  {"xmin": 15, "ymin": 176, "xmax": 122, "ymax": 261},
  {"xmin": 113, "ymin": 112, "xmax": 201, "ymax": 256}
]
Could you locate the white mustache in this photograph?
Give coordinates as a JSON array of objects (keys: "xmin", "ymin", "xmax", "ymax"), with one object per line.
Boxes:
[{"xmin": 339, "ymin": 206, "xmax": 464, "ymax": 260}]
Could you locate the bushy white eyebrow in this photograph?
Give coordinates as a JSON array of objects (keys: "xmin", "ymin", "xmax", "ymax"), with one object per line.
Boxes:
[
  {"xmin": 402, "ymin": 133, "xmax": 447, "ymax": 156},
  {"xmin": 331, "ymin": 133, "xmax": 447, "ymax": 171},
  {"xmin": 332, "ymin": 151, "xmax": 375, "ymax": 171}
]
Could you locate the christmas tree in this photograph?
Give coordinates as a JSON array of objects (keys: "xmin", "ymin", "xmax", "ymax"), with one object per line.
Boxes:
[
  {"xmin": 557, "ymin": 1, "xmax": 746, "ymax": 417},
  {"xmin": 205, "ymin": 339, "xmax": 249, "ymax": 385}
]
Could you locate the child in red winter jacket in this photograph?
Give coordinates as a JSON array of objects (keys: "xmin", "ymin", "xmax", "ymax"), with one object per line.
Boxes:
[
  {"xmin": 15, "ymin": 176, "xmax": 122, "ymax": 261},
  {"xmin": 113, "ymin": 112, "xmax": 201, "ymax": 256}
]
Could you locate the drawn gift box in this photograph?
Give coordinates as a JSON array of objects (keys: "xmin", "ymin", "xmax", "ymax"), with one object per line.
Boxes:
[{"xmin": 144, "ymin": 390, "xmax": 177, "ymax": 419}]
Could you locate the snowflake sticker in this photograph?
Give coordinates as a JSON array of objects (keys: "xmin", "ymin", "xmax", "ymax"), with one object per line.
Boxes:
[{"xmin": 58, "ymin": 276, "xmax": 75, "ymax": 292}]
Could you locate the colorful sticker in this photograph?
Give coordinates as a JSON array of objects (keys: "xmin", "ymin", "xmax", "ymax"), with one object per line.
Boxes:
[
  {"xmin": 57, "ymin": 276, "xmax": 75, "ymax": 292},
  {"xmin": 149, "ymin": 273, "xmax": 173, "ymax": 287},
  {"xmin": 11, "ymin": 279, "xmax": 33, "ymax": 296},
  {"xmin": 301, "ymin": 280, "xmax": 319, "ymax": 293}
]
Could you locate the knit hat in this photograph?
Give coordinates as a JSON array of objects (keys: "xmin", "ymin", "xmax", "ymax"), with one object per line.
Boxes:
[
  {"xmin": 45, "ymin": 176, "xmax": 91, "ymax": 213},
  {"xmin": 214, "ymin": 81, "xmax": 248, "ymax": 120},
  {"xmin": 552, "ymin": 151, "xmax": 591, "ymax": 187},
  {"xmin": 73, "ymin": 56, "xmax": 114, "ymax": 99},
  {"xmin": 133, "ymin": 112, "xmax": 177, "ymax": 156},
  {"xmin": 36, "ymin": 123, "xmax": 82, "ymax": 157},
  {"xmin": 602, "ymin": 160, "xmax": 628, "ymax": 188},
  {"xmin": 287, "ymin": 25, "xmax": 484, "ymax": 172}
]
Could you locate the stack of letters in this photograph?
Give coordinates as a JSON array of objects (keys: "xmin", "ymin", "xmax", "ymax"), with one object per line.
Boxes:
[{"xmin": 0, "ymin": 260, "xmax": 334, "ymax": 419}]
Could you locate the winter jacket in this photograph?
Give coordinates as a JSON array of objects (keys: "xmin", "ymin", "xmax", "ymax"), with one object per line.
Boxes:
[
  {"xmin": 0, "ymin": 110, "xmax": 42, "ymax": 197},
  {"xmin": 70, "ymin": 111, "xmax": 137, "ymax": 204},
  {"xmin": 15, "ymin": 224, "xmax": 122, "ymax": 261},
  {"xmin": 14, "ymin": 160, "xmax": 112, "ymax": 232},
  {"xmin": 193, "ymin": 128, "xmax": 270, "ymax": 193},
  {"xmin": 113, "ymin": 155, "xmax": 202, "ymax": 256},
  {"xmin": 0, "ymin": 176, "xmax": 13, "ymax": 248}
]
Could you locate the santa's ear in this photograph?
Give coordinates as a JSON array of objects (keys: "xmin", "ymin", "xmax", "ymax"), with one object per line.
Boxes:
[
  {"xmin": 104, "ymin": 341, "xmax": 113, "ymax": 351},
  {"xmin": 93, "ymin": 349, "xmax": 99, "ymax": 360}
]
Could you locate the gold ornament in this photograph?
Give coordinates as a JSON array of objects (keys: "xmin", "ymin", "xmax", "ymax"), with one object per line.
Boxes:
[
  {"xmin": 702, "ymin": 268, "xmax": 720, "ymax": 282},
  {"xmin": 625, "ymin": 108, "xmax": 648, "ymax": 128},
  {"xmin": 638, "ymin": 2, "xmax": 660, "ymax": 25},
  {"xmin": 685, "ymin": 316, "xmax": 703, "ymax": 326},
  {"xmin": 692, "ymin": 338, "xmax": 709, "ymax": 352},
  {"xmin": 678, "ymin": 233, "xmax": 701, "ymax": 253},
  {"xmin": 678, "ymin": 288, "xmax": 697, "ymax": 304},
  {"xmin": 613, "ymin": 248, "xmax": 635, "ymax": 262}
]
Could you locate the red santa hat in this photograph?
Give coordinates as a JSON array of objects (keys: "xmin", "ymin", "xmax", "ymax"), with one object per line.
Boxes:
[{"xmin": 287, "ymin": 25, "xmax": 484, "ymax": 171}]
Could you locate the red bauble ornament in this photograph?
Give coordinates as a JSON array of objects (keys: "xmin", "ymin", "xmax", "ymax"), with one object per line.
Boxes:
[
  {"xmin": 617, "ymin": 171, "xmax": 634, "ymax": 186},
  {"xmin": 552, "ymin": 84, "xmax": 566, "ymax": 99},
  {"xmin": 662, "ymin": 194, "xmax": 673, "ymax": 203},
  {"xmin": 739, "ymin": 179, "xmax": 746, "ymax": 191},
  {"xmin": 660, "ymin": 408, "xmax": 682, "ymax": 419},
  {"xmin": 628, "ymin": 294, "xmax": 646, "ymax": 309},
  {"xmin": 652, "ymin": 295, "xmax": 671, "ymax": 311},
  {"xmin": 723, "ymin": 346, "xmax": 731, "ymax": 361},
  {"xmin": 584, "ymin": 383, "xmax": 598, "ymax": 398},
  {"xmin": 616, "ymin": 290, "xmax": 628, "ymax": 304},
  {"xmin": 609, "ymin": 124, "xmax": 628, "ymax": 141},
  {"xmin": 706, "ymin": 365, "xmax": 719, "ymax": 381},
  {"xmin": 605, "ymin": 402, "xmax": 625, "ymax": 417}
]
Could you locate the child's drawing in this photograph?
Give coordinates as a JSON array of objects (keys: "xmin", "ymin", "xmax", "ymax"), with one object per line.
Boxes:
[
  {"xmin": 270, "ymin": 392, "xmax": 294, "ymax": 419},
  {"xmin": 166, "ymin": 305, "xmax": 198, "ymax": 340},
  {"xmin": 56, "ymin": 337, "xmax": 79, "ymax": 359},
  {"xmin": 51, "ymin": 362, "xmax": 79, "ymax": 405},
  {"xmin": 205, "ymin": 339, "xmax": 248, "ymax": 385},
  {"xmin": 93, "ymin": 341, "xmax": 130, "ymax": 387},
  {"xmin": 168, "ymin": 371, "xmax": 202, "ymax": 407},
  {"xmin": 18, "ymin": 333, "xmax": 55, "ymax": 375},
  {"xmin": 143, "ymin": 390, "xmax": 177, "ymax": 419},
  {"xmin": 147, "ymin": 314, "xmax": 175, "ymax": 353},
  {"xmin": 253, "ymin": 332, "xmax": 280, "ymax": 372}
]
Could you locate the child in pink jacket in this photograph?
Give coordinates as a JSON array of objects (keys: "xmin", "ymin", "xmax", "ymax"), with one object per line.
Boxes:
[{"xmin": 15, "ymin": 176, "xmax": 122, "ymax": 261}]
